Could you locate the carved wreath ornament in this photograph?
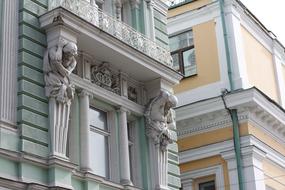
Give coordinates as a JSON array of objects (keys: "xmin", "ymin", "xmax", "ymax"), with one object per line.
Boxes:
[{"xmin": 91, "ymin": 63, "xmax": 120, "ymax": 94}]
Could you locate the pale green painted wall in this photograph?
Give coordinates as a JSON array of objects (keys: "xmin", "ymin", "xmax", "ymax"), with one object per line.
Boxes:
[
  {"xmin": 154, "ymin": 9, "xmax": 169, "ymax": 50},
  {"xmin": 167, "ymin": 137, "xmax": 181, "ymax": 189},
  {"xmin": 18, "ymin": 0, "xmax": 49, "ymax": 157},
  {"xmin": 138, "ymin": 117, "xmax": 151, "ymax": 189}
]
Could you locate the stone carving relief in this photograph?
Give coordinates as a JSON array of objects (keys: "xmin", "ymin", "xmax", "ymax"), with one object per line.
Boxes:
[
  {"xmin": 91, "ymin": 62, "xmax": 120, "ymax": 94},
  {"xmin": 43, "ymin": 38, "xmax": 77, "ymax": 158},
  {"xmin": 127, "ymin": 86, "xmax": 137, "ymax": 103},
  {"xmin": 144, "ymin": 89, "xmax": 178, "ymax": 151},
  {"xmin": 144, "ymin": 89, "xmax": 178, "ymax": 190},
  {"xmin": 43, "ymin": 39, "xmax": 77, "ymax": 103}
]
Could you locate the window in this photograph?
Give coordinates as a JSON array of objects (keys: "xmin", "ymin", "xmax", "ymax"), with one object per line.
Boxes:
[
  {"xmin": 169, "ymin": 30, "xmax": 197, "ymax": 77},
  {"xmin": 89, "ymin": 107, "xmax": 109, "ymax": 178},
  {"xmin": 199, "ymin": 181, "xmax": 215, "ymax": 190},
  {"xmin": 128, "ymin": 123, "xmax": 134, "ymax": 182}
]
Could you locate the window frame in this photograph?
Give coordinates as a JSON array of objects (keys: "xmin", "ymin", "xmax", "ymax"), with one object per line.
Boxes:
[
  {"xmin": 170, "ymin": 30, "xmax": 197, "ymax": 78},
  {"xmin": 89, "ymin": 106, "xmax": 111, "ymax": 179},
  {"xmin": 198, "ymin": 180, "xmax": 216, "ymax": 190}
]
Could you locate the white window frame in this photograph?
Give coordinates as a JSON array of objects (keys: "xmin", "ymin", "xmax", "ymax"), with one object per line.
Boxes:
[
  {"xmin": 181, "ymin": 165, "xmax": 225, "ymax": 190},
  {"xmin": 89, "ymin": 106, "xmax": 111, "ymax": 178}
]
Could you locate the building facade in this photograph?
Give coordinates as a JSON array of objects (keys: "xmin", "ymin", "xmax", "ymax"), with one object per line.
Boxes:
[
  {"xmin": 168, "ymin": 0, "xmax": 285, "ymax": 190},
  {"xmin": 0, "ymin": 0, "xmax": 182, "ymax": 189}
]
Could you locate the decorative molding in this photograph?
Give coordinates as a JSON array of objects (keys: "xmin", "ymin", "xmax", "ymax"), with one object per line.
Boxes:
[
  {"xmin": 47, "ymin": 0, "xmax": 173, "ymax": 67},
  {"xmin": 39, "ymin": 8, "xmax": 182, "ymax": 85},
  {"xmin": 70, "ymin": 74, "xmax": 145, "ymax": 115},
  {"xmin": 181, "ymin": 165, "xmax": 225, "ymax": 190},
  {"xmin": 176, "ymin": 88, "xmax": 285, "ymax": 143},
  {"xmin": 144, "ymin": 90, "xmax": 178, "ymax": 190},
  {"xmin": 177, "ymin": 105, "xmax": 248, "ymax": 138},
  {"xmin": 43, "ymin": 38, "xmax": 78, "ymax": 158},
  {"xmin": 91, "ymin": 62, "xmax": 120, "ymax": 95}
]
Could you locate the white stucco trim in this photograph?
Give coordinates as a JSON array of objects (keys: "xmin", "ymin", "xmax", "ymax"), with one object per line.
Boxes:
[
  {"xmin": 181, "ymin": 165, "xmax": 225, "ymax": 190},
  {"xmin": 175, "ymin": 81, "xmax": 226, "ymax": 107}
]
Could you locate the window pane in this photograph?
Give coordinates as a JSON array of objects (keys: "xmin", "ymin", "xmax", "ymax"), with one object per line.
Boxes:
[
  {"xmin": 90, "ymin": 132, "xmax": 109, "ymax": 177},
  {"xmin": 170, "ymin": 30, "xmax": 194, "ymax": 52},
  {"xmin": 199, "ymin": 181, "xmax": 215, "ymax": 190},
  {"xmin": 89, "ymin": 107, "xmax": 107, "ymax": 130},
  {"xmin": 183, "ymin": 48, "xmax": 196, "ymax": 77},
  {"xmin": 171, "ymin": 53, "xmax": 180, "ymax": 72}
]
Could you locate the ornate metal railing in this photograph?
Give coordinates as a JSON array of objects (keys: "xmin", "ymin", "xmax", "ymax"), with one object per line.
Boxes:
[{"xmin": 49, "ymin": 0, "xmax": 173, "ymax": 67}]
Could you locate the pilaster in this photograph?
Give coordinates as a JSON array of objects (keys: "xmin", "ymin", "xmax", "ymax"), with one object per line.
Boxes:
[
  {"xmin": 118, "ymin": 107, "xmax": 132, "ymax": 186},
  {"xmin": 241, "ymin": 146, "xmax": 266, "ymax": 190},
  {"xmin": 130, "ymin": 0, "xmax": 141, "ymax": 31},
  {"xmin": 145, "ymin": 0, "xmax": 155, "ymax": 41},
  {"xmin": 224, "ymin": 3, "xmax": 249, "ymax": 89},
  {"xmin": 221, "ymin": 150, "xmax": 239, "ymax": 190},
  {"xmin": 79, "ymin": 90, "xmax": 92, "ymax": 171},
  {"xmin": 0, "ymin": 0, "xmax": 18, "ymax": 128}
]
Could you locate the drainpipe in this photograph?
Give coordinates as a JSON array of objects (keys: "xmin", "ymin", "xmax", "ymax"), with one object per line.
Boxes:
[
  {"xmin": 219, "ymin": 0, "xmax": 245, "ymax": 190},
  {"xmin": 221, "ymin": 91, "xmax": 245, "ymax": 190}
]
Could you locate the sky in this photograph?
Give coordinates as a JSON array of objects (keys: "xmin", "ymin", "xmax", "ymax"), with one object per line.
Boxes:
[{"xmin": 240, "ymin": 0, "xmax": 285, "ymax": 45}]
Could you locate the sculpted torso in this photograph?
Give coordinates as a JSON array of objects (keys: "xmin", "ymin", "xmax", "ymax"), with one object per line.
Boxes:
[{"xmin": 43, "ymin": 39, "xmax": 77, "ymax": 103}]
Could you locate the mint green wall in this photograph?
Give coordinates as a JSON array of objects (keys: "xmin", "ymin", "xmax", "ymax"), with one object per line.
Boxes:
[
  {"xmin": 138, "ymin": 117, "xmax": 151, "ymax": 189},
  {"xmin": 18, "ymin": 0, "xmax": 49, "ymax": 157},
  {"xmin": 168, "ymin": 142, "xmax": 181, "ymax": 189},
  {"xmin": 154, "ymin": 9, "xmax": 169, "ymax": 50}
]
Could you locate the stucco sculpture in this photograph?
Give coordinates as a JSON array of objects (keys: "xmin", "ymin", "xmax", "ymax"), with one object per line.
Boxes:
[
  {"xmin": 43, "ymin": 38, "xmax": 77, "ymax": 158},
  {"xmin": 145, "ymin": 89, "xmax": 178, "ymax": 190},
  {"xmin": 145, "ymin": 89, "xmax": 177, "ymax": 151},
  {"xmin": 43, "ymin": 39, "xmax": 77, "ymax": 103}
]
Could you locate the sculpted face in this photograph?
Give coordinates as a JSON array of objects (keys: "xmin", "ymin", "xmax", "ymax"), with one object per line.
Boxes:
[{"xmin": 63, "ymin": 42, "xmax": 78, "ymax": 57}]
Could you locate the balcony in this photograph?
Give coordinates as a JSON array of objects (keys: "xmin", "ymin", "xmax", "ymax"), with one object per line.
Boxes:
[{"xmin": 48, "ymin": 0, "xmax": 173, "ymax": 67}]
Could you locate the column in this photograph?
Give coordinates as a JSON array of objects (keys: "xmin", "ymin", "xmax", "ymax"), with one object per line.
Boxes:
[
  {"xmin": 114, "ymin": 0, "xmax": 122, "ymax": 20},
  {"xmin": 146, "ymin": 0, "xmax": 155, "ymax": 41},
  {"xmin": 130, "ymin": 0, "xmax": 140, "ymax": 31},
  {"xmin": 118, "ymin": 107, "xmax": 132, "ymax": 185},
  {"xmin": 79, "ymin": 90, "xmax": 92, "ymax": 171},
  {"xmin": 0, "ymin": 0, "xmax": 18, "ymax": 128}
]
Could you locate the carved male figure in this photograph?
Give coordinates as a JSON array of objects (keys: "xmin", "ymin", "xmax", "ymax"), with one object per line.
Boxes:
[
  {"xmin": 145, "ymin": 90, "xmax": 178, "ymax": 151},
  {"xmin": 43, "ymin": 39, "xmax": 77, "ymax": 103}
]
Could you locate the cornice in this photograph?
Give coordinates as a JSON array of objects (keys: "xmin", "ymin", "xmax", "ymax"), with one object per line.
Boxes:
[
  {"xmin": 154, "ymin": 0, "xmax": 168, "ymax": 16},
  {"xmin": 176, "ymin": 88, "xmax": 285, "ymax": 144}
]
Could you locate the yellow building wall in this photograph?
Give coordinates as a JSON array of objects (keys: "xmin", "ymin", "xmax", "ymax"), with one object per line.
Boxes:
[
  {"xmin": 168, "ymin": 0, "xmax": 211, "ymax": 18},
  {"xmin": 178, "ymin": 122, "xmax": 285, "ymax": 157},
  {"xmin": 178, "ymin": 123, "xmax": 248, "ymax": 151},
  {"xmin": 178, "ymin": 122, "xmax": 285, "ymax": 190},
  {"xmin": 173, "ymin": 20, "xmax": 220, "ymax": 94},
  {"xmin": 180, "ymin": 156, "xmax": 230, "ymax": 190},
  {"xmin": 241, "ymin": 26, "xmax": 279, "ymax": 102},
  {"xmin": 263, "ymin": 160, "xmax": 285, "ymax": 190}
]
